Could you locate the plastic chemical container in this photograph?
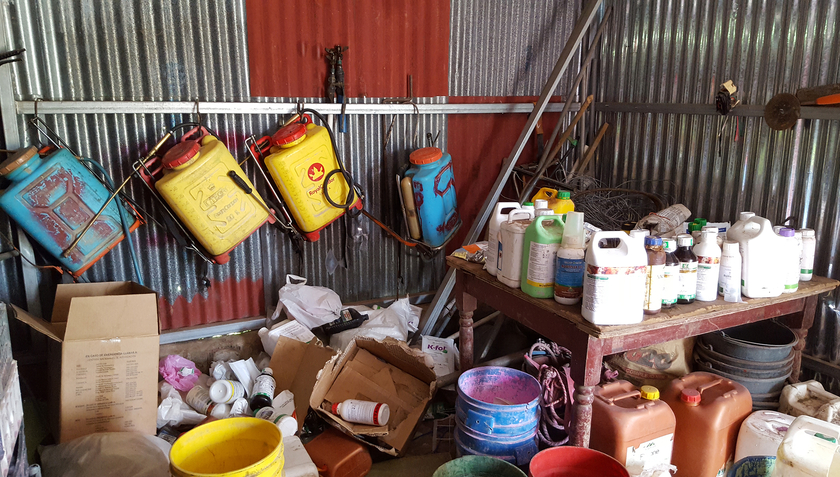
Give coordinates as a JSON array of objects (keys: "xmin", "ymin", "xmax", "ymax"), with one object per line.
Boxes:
[
  {"xmin": 799, "ymin": 229, "xmax": 816, "ymax": 281},
  {"xmin": 521, "ymin": 215, "xmax": 565, "ymax": 298},
  {"xmin": 0, "ymin": 146, "xmax": 139, "ymax": 275},
  {"xmin": 186, "ymin": 385, "xmax": 231, "ymax": 419},
  {"xmin": 332, "ymin": 400, "xmax": 390, "ymax": 426},
  {"xmin": 675, "ymin": 234, "xmax": 698, "ymax": 304},
  {"xmin": 661, "ymin": 371, "xmax": 752, "ymax": 477},
  {"xmin": 582, "ymin": 231, "xmax": 648, "ymax": 325},
  {"xmin": 662, "ymin": 238, "xmax": 680, "ymax": 309},
  {"xmin": 719, "ymin": 241, "xmax": 742, "ymax": 302},
  {"xmin": 487, "ymin": 202, "xmax": 522, "ymax": 276},
  {"xmin": 156, "ymin": 135, "xmax": 271, "ymax": 263},
  {"xmin": 497, "ymin": 210, "xmax": 534, "ymax": 289},
  {"xmin": 282, "ymin": 436, "xmax": 319, "ymax": 477},
  {"xmin": 405, "ymin": 147, "xmax": 459, "ymax": 247},
  {"xmin": 555, "ymin": 211, "xmax": 586, "ymax": 305},
  {"xmin": 780, "ymin": 381, "xmax": 840, "ymax": 423},
  {"xmin": 726, "ymin": 217, "xmax": 786, "ymax": 298},
  {"xmin": 695, "ymin": 229, "xmax": 722, "ymax": 302},
  {"xmin": 304, "ymin": 426, "xmax": 372, "ymax": 477},
  {"xmin": 209, "ymin": 380, "xmax": 246, "ymax": 404},
  {"xmin": 772, "ymin": 415, "xmax": 840, "ymax": 476},
  {"xmin": 735, "ymin": 411, "xmax": 795, "ymax": 462},
  {"xmin": 779, "ymin": 228, "xmax": 799, "ymax": 293},
  {"xmin": 264, "ymin": 120, "xmax": 361, "ymax": 242},
  {"xmin": 250, "ymin": 368, "xmax": 276, "ymax": 411},
  {"xmin": 643, "ymin": 236, "xmax": 666, "ymax": 315},
  {"xmin": 590, "ymin": 381, "xmax": 676, "ymax": 475},
  {"xmin": 531, "ymin": 187, "xmax": 575, "ymax": 215}
]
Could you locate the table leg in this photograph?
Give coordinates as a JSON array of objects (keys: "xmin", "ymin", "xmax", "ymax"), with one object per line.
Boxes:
[
  {"xmin": 568, "ymin": 336, "xmax": 603, "ymax": 448},
  {"xmin": 455, "ymin": 277, "xmax": 478, "ymax": 371},
  {"xmin": 784, "ymin": 294, "xmax": 819, "ymax": 382}
]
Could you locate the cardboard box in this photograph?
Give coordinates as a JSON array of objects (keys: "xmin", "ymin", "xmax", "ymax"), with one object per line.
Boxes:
[
  {"xmin": 268, "ymin": 335, "xmax": 338, "ymax": 432},
  {"xmin": 12, "ymin": 282, "xmax": 159, "ymax": 443},
  {"xmin": 310, "ymin": 337, "xmax": 437, "ymax": 456}
]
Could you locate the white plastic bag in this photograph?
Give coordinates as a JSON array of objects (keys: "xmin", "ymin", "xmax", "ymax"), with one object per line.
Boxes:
[
  {"xmin": 329, "ymin": 298, "xmax": 418, "ymax": 351},
  {"xmin": 270, "ymin": 275, "xmax": 342, "ymax": 330},
  {"xmin": 258, "ymin": 319, "xmax": 317, "ymax": 356},
  {"xmin": 40, "ymin": 432, "xmax": 170, "ymax": 477},
  {"xmin": 157, "ymin": 382, "xmax": 205, "ymax": 428}
]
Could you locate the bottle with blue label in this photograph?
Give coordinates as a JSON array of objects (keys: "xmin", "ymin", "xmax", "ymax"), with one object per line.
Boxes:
[
  {"xmin": 405, "ymin": 147, "xmax": 459, "ymax": 248},
  {"xmin": 0, "ymin": 146, "xmax": 138, "ymax": 275},
  {"xmin": 555, "ymin": 211, "xmax": 586, "ymax": 305}
]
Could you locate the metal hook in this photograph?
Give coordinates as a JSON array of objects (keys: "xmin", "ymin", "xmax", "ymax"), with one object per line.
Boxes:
[{"xmin": 194, "ymin": 99, "xmax": 201, "ymax": 125}]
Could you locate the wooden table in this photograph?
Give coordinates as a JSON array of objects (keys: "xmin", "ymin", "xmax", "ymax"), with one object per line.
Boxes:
[{"xmin": 448, "ymin": 256, "xmax": 839, "ymax": 448}]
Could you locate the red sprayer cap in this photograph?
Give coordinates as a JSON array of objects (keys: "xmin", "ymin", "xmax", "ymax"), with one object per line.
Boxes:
[
  {"xmin": 681, "ymin": 388, "xmax": 702, "ymax": 404},
  {"xmin": 162, "ymin": 140, "xmax": 201, "ymax": 169},
  {"xmin": 331, "ymin": 402, "xmax": 340, "ymax": 415},
  {"xmin": 410, "ymin": 147, "xmax": 443, "ymax": 165},
  {"xmin": 271, "ymin": 122, "xmax": 307, "ymax": 146}
]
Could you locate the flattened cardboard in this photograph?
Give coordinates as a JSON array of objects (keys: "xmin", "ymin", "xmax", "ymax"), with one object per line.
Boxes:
[
  {"xmin": 310, "ymin": 337, "xmax": 437, "ymax": 456},
  {"xmin": 12, "ymin": 281, "xmax": 159, "ymax": 443},
  {"xmin": 268, "ymin": 335, "xmax": 337, "ymax": 432}
]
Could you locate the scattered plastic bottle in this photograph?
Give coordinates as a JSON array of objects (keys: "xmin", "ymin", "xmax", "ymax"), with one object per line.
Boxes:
[
  {"xmin": 643, "ymin": 236, "xmax": 665, "ymax": 315},
  {"xmin": 779, "ymin": 227, "xmax": 799, "ymax": 293},
  {"xmin": 674, "ymin": 234, "xmax": 698, "ymax": 304},
  {"xmin": 554, "ymin": 211, "xmax": 586, "ymax": 305},
  {"xmin": 718, "ymin": 241, "xmax": 742, "ymax": 302},
  {"xmin": 209, "ymin": 379, "xmax": 246, "ymax": 404},
  {"xmin": 250, "ymin": 368, "xmax": 276, "ymax": 411},
  {"xmin": 694, "ymin": 228, "xmax": 721, "ymax": 302},
  {"xmin": 332, "ymin": 399, "xmax": 391, "ymax": 426},
  {"xmin": 799, "ymin": 228, "xmax": 816, "ymax": 281},
  {"xmin": 661, "ymin": 238, "xmax": 680, "ymax": 309}
]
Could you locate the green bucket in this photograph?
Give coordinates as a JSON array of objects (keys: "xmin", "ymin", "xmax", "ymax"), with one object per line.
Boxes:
[{"xmin": 433, "ymin": 456, "xmax": 527, "ymax": 477}]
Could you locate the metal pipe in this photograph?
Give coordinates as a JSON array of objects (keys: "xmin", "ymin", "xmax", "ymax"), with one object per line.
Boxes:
[
  {"xmin": 435, "ymin": 349, "xmax": 528, "ymax": 389},
  {"xmin": 446, "ymin": 311, "xmax": 501, "ymax": 340}
]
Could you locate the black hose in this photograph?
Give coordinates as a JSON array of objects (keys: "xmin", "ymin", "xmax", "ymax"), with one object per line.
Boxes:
[{"xmin": 298, "ymin": 108, "xmax": 358, "ymax": 209}]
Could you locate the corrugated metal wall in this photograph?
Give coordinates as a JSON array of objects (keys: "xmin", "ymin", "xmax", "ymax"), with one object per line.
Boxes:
[
  {"xmin": 597, "ymin": 0, "xmax": 840, "ymax": 390},
  {"xmin": 0, "ymin": 0, "xmax": 444, "ymax": 328}
]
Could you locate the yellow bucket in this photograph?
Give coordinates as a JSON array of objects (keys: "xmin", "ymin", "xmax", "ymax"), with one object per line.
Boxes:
[{"xmin": 170, "ymin": 417, "xmax": 285, "ymax": 477}]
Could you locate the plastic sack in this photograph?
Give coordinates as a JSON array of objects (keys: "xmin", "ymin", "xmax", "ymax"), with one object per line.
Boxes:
[
  {"xmin": 159, "ymin": 355, "xmax": 201, "ymax": 392},
  {"xmin": 270, "ymin": 274, "xmax": 342, "ymax": 330},
  {"xmin": 258, "ymin": 319, "xmax": 317, "ymax": 356},
  {"xmin": 329, "ymin": 298, "xmax": 419, "ymax": 351},
  {"xmin": 40, "ymin": 432, "xmax": 170, "ymax": 477}
]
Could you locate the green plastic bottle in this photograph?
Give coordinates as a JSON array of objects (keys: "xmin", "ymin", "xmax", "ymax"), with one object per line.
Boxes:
[{"xmin": 520, "ymin": 215, "xmax": 565, "ymax": 298}]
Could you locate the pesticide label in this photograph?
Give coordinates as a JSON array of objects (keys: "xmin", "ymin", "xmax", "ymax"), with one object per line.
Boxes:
[
  {"xmin": 497, "ymin": 241, "xmax": 504, "ymax": 271},
  {"xmin": 583, "ymin": 264, "xmax": 647, "ymax": 314},
  {"xmin": 555, "ymin": 256, "xmax": 585, "ymax": 299},
  {"xmin": 252, "ymin": 373, "xmax": 276, "ymax": 399},
  {"xmin": 625, "ymin": 433, "xmax": 674, "ymax": 475},
  {"xmin": 696, "ymin": 256, "xmax": 720, "ymax": 301},
  {"xmin": 678, "ymin": 262, "xmax": 698, "ymax": 301},
  {"xmin": 526, "ymin": 242, "xmax": 561, "ymax": 288},
  {"xmin": 185, "ymin": 385, "xmax": 213, "ymax": 415},
  {"xmin": 644, "ymin": 264, "xmax": 665, "ymax": 311},
  {"xmin": 662, "ymin": 263, "xmax": 680, "ymax": 305}
]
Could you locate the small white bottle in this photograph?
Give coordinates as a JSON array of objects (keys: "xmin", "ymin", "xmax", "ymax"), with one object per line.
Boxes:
[
  {"xmin": 186, "ymin": 385, "xmax": 231, "ymax": 419},
  {"xmin": 693, "ymin": 229, "xmax": 722, "ymax": 301},
  {"xmin": 332, "ymin": 399, "xmax": 390, "ymax": 426},
  {"xmin": 209, "ymin": 379, "xmax": 246, "ymax": 404},
  {"xmin": 799, "ymin": 228, "xmax": 816, "ymax": 281},
  {"xmin": 779, "ymin": 228, "xmax": 799, "ymax": 293},
  {"xmin": 718, "ymin": 241, "xmax": 742, "ymax": 302},
  {"xmin": 554, "ymin": 211, "xmax": 586, "ymax": 305},
  {"xmin": 255, "ymin": 406, "xmax": 298, "ymax": 437},
  {"xmin": 661, "ymin": 238, "xmax": 680, "ymax": 308}
]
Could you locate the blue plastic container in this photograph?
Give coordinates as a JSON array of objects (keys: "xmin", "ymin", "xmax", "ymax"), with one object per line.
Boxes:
[
  {"xmin": 405, "ymin": 147, "xmax": 459, "ymax": 248},
  {"xmin": 455, "ymin": 366, "xmax": 541, "ymax": 466},
  {"xmin": 0, "ymin": 147, "xmax": 134, "ymax": 275},
  {"xmin": 727, "ymin": 456, "xmax": 776, "ymax": 477}
]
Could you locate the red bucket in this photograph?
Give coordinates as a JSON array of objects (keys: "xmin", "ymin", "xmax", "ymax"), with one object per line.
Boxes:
[{"xmin": 528, "ymin": 447, "xmax": 629, "ymax": 477}]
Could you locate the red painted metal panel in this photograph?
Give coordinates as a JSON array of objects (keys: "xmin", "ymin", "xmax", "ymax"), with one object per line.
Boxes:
[
  {"xmin": 246, "ymin": 0, "xmax": 450, "ymax": 98},
  {"xmin": 447, "ymin": 97, "xmax": 563, "ymax": 252},
  {"xmin": 158, "ymin": 277, "xmax": 264, "ymax": 330}
]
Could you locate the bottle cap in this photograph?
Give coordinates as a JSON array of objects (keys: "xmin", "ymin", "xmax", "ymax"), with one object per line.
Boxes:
[
  {"xmin": 560, "ymin": 211, "xmax": 585, "ymax": 248},
  {"xmin": 688, "ymin": 223, "xmax": 702, "ymax": 232},
  {"xmin": 739, "ymin": 211, "xmax": 755, "ymax": 221},
  {"xmin": 535, "ymin": 209, "xmax": 555, "ymax": 217},
  {"xmin": 271, "ymin": 122, "xmax": 307, "ymax": 146},
  {"xmin": 629, "ymin": 229, "xmax": 650, "ymax": 239},
  {"xmin": 702, "ymin": 228, "xmax": 718, "ymax": 237},
  {"xmin": 779, "ymin": 227, "xmax": 795, "ymax": 237},
  {"xmin": 535, "ymin": 199, "xmax": 549, "ymax": 209},
  {"xmin": 640, "ymin": 385, "xmax": 660, "ymax": 400},
  {"xmin": 162, "ymin": 140, "xmax": 201, "ymax": 169},
  {"xmin": 409, "ymin": 147, "xmax": 443, "ymax": 165},
  {"xmin": 702, "ymin": 226, "xmax": 718, "ymax": 233},
  {"xmin": 662, "ymin": 238, "xmax": 676, "ymax": 251},
  {"xmin": 677, "ymin": 234, "xmax": 694, "ymax": 247},
  {"xmin": 800, "ymin": 228, "xmax": 815, "ymax": 237},
  {"xmin": 275, "ymin": 415, "xmax": 298, "ymax": 438},
  {"xmin": 331, "ymin": 402, "xmax": 340, "ymax": 415},
  {"xmin": 0, "ymin": 146, "xmax": 38, "ymax": 176},
  {"xmin": 523, "ymin": 202, "xmax": 534, "ymax": 207},
  {"xmin": 681, "ymin": 388, "xmax": 701, "ymax": 404},
  {"xmin": 722, "ymin": 240, "xmax": 739, "ymax": 253},
  {"xmin": 558, "ymin": 190, "xmax": 571, "ymax": 199},
  {"xmin": 644, "ymin": 236, "xmax": 662, "ymax": 246},
  {"xmin": 694, "ymin": 218, "xmax": 708, "ymax": 226},
  {"xmin": 260, "ymin": 368, "xmax": 274, "ymax": 376}
]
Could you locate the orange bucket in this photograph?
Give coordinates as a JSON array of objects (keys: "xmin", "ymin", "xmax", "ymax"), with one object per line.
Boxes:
[{"xmin": 528, "ymin": 447, "xmax": 629, "ymax": 477}]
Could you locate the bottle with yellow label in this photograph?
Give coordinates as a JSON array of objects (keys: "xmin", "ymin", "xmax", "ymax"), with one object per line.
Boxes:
[
  {"xmin": 263, "ymin": 121, "xmax": 361, "ymax": 241},
  {"xmin": 531, "ymin": 187, "xmax": 575, "ymax": 215},
  {"xmin": 155, "ymin": 135, "xmax": 272, "ymax": 264}
]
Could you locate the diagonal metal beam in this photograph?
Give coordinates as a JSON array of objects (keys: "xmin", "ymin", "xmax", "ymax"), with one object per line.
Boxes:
[{"xmin": 413, "ymin": 0, "xmax": 606, "ymax": 342}]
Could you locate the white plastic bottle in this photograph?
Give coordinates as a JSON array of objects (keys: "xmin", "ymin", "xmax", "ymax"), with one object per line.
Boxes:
[
  {"xmin": 332, "ymin": 399, "xmax": 390, "ymax": 426},
  {"xmin": 773, "ymin": 416, "xmax": 840, "ymax": 476},
  {"xmin": 726, "ymin": 216, "xmax": 785, "ymax": 298},
  {"xmin": 799, "ymin": 228, "xmax": 816, "ymax": 281},
  {"xmin": 255, "ymin": 406, "xmax": 298, "ymax": 437},
  {"xmin": 554, "ymin": 211, "xmax": 586, "ymax": 305},
  {"xmin": 718, "ymin": 241, "xmax": 742, "ymax": 302},
  {"xmin": 486, "ymin": 202, "xmax": 521, "ymax": 276},
  {"xmin": 581, "ymin": 231, "xmax": 648, "ymax": 325},
  {"xmin": 661, "ymin": 238, "xmax": 680, "ymax": 308},
  {"xmin": 693, "ymin": 228, "xmax": 722, "ymax": 302},
  {"xmin": 209, "ymin": 379, "xmax": 246, "ymax": 404},
  {"xmin": 497, "ymin": 210, "xmax": 535, "ymax": 289},
  {"xmin": 779, "ymin": 228, "xmax": 799, "ymax": 293},
  {"xmin": 186, "ymin": 385, "xmax": 231, "ymax": 419}
]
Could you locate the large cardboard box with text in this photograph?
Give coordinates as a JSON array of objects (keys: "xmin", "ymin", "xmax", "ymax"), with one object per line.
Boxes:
[{"xmin": 12, "ymin": 282, "xmax": 159, "ymax": 443}]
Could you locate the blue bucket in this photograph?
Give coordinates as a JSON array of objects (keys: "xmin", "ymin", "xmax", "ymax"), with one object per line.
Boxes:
[
  {"xmin": 455, "ymin": 367, "xmax": 541, "ymax": 466},
  {"xmin": 727, "ymin": 456, "xmax": 776, "ymax": 477}
]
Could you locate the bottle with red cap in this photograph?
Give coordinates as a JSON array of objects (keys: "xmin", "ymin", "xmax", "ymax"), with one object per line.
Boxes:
[
  {"xmin": 155, "ymin": 135, "xmax": 272, "ymax": 264},
  {"xmin": 403, "ymin": 147, "xmax": 459, "ymax": 248},
  {"xmin": 660, "ymin": 371, "xmax": 752, "ymax": 477},
  {"xmin": 262, "ymin": 118, "xmax": 361, "ymax": 241}
]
